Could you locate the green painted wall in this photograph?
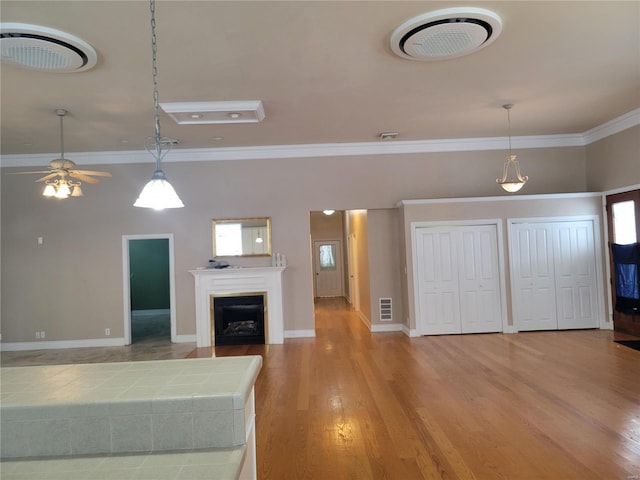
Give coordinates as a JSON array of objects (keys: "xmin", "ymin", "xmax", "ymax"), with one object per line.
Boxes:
[{"xmin": 129, "ymin": 238, "xmax": 170, "ymax": 311}]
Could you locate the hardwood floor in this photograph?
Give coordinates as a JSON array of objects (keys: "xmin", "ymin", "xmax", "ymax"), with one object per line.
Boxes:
[
  {"xmin": 205, "ymin": 297, "xmax": 640, "ymax": 480},
  {"xmin": 2, "ymin": 298, "xmax": 638, "ymax": 478}
]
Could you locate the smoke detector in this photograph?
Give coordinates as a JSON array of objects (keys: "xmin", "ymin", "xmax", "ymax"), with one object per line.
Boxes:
[
  {"xmin": 390, "ymin": 7, "xmax": 502, "ymax": 61},
  {"xmin": 0, "ymin": 23, "xmax": 97, "ymax": 72}
]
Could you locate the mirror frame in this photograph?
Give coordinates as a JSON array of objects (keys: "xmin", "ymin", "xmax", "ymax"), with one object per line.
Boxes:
[{"xmin": 212, "ymin": 217, "xmax": 272, "ymax": 257}]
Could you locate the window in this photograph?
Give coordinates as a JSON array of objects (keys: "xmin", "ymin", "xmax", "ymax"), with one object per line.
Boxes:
[
  {"xmin": 612, "ymin": 200, "xmax": 637, "ymax": 244},
  {"xmin": 319, "ymin": 244, "xmax": 336, "ymax": 270}
]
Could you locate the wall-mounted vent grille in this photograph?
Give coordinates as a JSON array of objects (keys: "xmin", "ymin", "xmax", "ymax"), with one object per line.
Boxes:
[{"xmin": 379, "ymin": 298, "xmax": 392, "ymax": 322}]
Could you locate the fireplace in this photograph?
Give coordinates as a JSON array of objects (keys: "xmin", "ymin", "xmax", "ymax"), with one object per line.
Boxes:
[
  {"xmin": 190, "ymin": 267, "xmax": 285, "ymax": 347},
  {"xmin": 211, "ymin": 293, "xmax": 266, "ymax": 345}
]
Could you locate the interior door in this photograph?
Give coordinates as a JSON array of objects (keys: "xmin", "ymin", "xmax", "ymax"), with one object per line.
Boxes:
[
  {"xmin": 416, "ymin": 227, "xmax": 462, "ymax": 335},
  {"xmin": 458, "ymin": 226, "xmax": 502, "ymax": 333},
  {"xmin": 553, "ymin": 221, "xmax": 599, "ymax": 329},
  {"xmin": 511, "ymin": 223, "xmax": 558, "ymax": 331},
  {"xmin": 314, "ymin": 240, "xmax": 344, "ymax": 297},
  {"xmin": 606, "ymin": 189, "xmax": 640, "ymax": 335}
]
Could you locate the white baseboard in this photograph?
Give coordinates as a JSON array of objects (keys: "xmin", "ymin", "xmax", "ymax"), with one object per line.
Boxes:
[
  {"xmin": 131, "ymin": 309, "xmax": 170, "ymax": 318},
  {"xmin": 503, "ymin": 325, "xmax": 518, "ymax": 334},
  {"xmin": 284, "ymin": 329, "xmax": 316, "ymax": 338},
  {"xmin": 402, "ymin": 325, "xmax": 421, "ymax": 337},
  {"xmin": 174, "ymin": 334, "xmax": 197, "ymax": 343},
  {"xmin": 0, "ymin": 338, "xmax": 126, "ymax": 352},
  {"xmin": 370, "ymin": 323, "xmax": 404, "ymax": 333}
]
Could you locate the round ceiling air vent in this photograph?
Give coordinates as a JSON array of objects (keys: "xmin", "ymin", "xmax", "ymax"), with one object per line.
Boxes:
[
  {"xmin": 0, "ymin": 23, "xmax": 97, "ymax": 72},
  {"xmin": 390, "ymin": 7, "xmax": 502, "ymax": 61}
]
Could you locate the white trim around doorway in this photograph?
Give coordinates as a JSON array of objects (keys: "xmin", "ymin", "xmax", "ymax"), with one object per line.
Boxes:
[{"xmin": 122, "ymin": 234, "xmax": 179, "ymax": 345}]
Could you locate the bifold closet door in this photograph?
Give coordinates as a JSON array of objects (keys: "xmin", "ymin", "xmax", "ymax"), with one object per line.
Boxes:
[
  {"xmin": 415, "ymin": 225, "xmax": 502, "ymax": 335},
  {"xmin": 415, "ymin": 228, "xmax": 462, "ymax": 335},
  {"xmin": 510, "ymin": 224, "xmax": 558, "ymax": 331},
  {"xmin": 458, "ymin": 227, "xmax": 502, "ymax": 334},
  {"xmin": 511, "ymin": 220, "xmax": 599, "ymax": 331},
  {"xmin": 553, "ymin": 221, "xmax": 598, "ymax": 329}
]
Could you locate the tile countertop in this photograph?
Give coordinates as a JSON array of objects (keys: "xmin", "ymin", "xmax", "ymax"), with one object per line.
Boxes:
[
  {"xmin": 0, "ymin": 356, "xmax": 263, "ymax": 409},
  {"xmin": 0, "ymin": 446, "xmax": 246, "ymax": 480}
]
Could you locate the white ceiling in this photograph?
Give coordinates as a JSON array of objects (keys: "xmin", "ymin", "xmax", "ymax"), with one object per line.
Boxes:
[{"xmin": 1, "ymin": 1, "xmax": 639, "ymax": 160}]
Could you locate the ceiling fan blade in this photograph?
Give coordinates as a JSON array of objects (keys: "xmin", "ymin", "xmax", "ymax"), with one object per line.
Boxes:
[
  {"xmin": 71, "ymin": 169, "xmax": 112, "ymax": 177},
  {"xmin": 69, "ymin": 172, "xmax": 99, "ymax": 184},
  {"xmin": 35, "ymin": 173, "xmax": 60, "ymax": 183},
  {"xmin": 5, "ymin": 170, "xmax": 53, "ymax": 175}
]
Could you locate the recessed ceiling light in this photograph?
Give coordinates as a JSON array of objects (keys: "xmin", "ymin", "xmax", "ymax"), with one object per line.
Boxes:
[
  {"xmin": 160, "ymin": 101, "xmax": 265, "ymax": 125},
  {"xmin": 212, "ymin": 136, "xmax": 224, "ymax": 141}
]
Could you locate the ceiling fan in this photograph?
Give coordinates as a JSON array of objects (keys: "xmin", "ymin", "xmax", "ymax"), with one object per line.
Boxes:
[{"xmin": 10, "ymin": 109, "xmax": 111, "ymax": 198}]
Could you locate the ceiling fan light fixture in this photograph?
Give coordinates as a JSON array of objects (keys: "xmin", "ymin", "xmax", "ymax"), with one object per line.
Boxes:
[
  {"xmin": 71, "ymin": 184, "xmax": 83, "ymax": 197},
  {"xmin": 55, "ymin": 181, "xmax": 71, "ymax": 199},
  {"xmin": 42, "ymin": 184, "xmax": 56, "ymax": 197}
]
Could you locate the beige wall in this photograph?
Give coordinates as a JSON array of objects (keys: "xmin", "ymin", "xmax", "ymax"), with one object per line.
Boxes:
[
  {"xmin": 0, "ymin": 143, "xmax": 608, "ymax": 345},
  {"xmin": 586, "ymin": 125, "xmax": 640, "ymax": 192},
  {"xmin": 400, "ymin": 194, "xmax": 606, "ymax": 332},
  {"xmin": 366, "ymin": 209, "xmax": 403, "ymax": 327},
  {"xmin": 345, "ymin": 210, "xmax": 371, "ymax": 324}
]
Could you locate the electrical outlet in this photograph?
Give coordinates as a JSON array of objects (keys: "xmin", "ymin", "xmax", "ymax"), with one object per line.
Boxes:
[
  {"xmin": 105, "ymin": 328, "xmax": 111, "ymax": 336},
  {"xmin": 35, "ymin": 331, "xmax": 41, "ymax": 339},
  {"xmin": 40, "ymin": 331, "xmax": 45, "ymax": 339}
]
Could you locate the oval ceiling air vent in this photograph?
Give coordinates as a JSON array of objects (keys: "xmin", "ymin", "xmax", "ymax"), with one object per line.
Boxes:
[
  {"xmin": 0, "ymin": 23, "xmax": 97, "ymax": 72},
  {"xmin": 390, "ymin": 7, "xmax": 502, "ymax": 61}
]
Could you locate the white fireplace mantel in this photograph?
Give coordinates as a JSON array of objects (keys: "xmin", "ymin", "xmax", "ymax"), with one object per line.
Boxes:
[{"xmin": 190, "ymin": 267, "xmax": 286, "ymax": 347}]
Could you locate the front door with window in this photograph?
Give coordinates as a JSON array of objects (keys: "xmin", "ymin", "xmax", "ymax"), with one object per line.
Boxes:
[
  {"xmin": 314, "ymin": 240, "xmax": 344, "ymax": 297},
  {"xmin": 606, "ymin": 189, "xmax": 640, "ymax": 335}
]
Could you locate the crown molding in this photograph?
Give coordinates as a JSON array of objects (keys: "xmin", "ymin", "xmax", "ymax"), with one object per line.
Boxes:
[
  {"xmin": 398, "ymin": 192, "xmax": 602, "ymax": 207},
  {"xmin": 582, "ymin": 108, "xmax": 640, "ymax": 145},
  {"xmin": 1, "ymin": 109, "xmax": 637, "ymax": 168}
]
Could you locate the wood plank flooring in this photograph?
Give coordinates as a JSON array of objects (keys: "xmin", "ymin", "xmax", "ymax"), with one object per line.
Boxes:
[
  {"xmin": 2, "ymin": 298, "xmax": 639, "ymax": 479},
  {"xmin": 200, "ymin": 297, "xmax": 640, "ymax": 480}
]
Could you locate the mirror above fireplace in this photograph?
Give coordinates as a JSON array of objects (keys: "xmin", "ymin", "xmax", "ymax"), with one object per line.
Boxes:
[{"xmin": 212, "ymin": 217, "xmax": 272, "ymax": 257}]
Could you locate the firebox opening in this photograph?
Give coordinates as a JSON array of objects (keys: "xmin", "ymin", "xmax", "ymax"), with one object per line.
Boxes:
[{"xmin": 211, "ymin": 293, "xmax": 266, "ymax": 346}]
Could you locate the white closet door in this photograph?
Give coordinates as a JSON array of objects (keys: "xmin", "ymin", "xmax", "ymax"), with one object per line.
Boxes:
[
  {"xmin": 416, "ymin": 228, "xmax": 461, "ymax": 335},
  {"xmin": 511, "ymin": 224, "xmax": 558, "ymax": 331},
  {"xmin": 553, "ymin": 221, "xmax": 599, "ymax": 329},
  {"xmin": 458, "ymin": 226, "xmax": 502, "ymax": 333}
]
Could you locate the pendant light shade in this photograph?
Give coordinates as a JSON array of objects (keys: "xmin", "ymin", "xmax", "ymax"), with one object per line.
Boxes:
[
  {"xmin": 134, "ymin": 169, "xmax": 184, "ymax": 209},
  {"xmin": 496, "ymin": 104, "xmax": 528, "ymax": 193},
  {"xmin": 134, "ymin": 0, "xmax": 184, "ymax": 210}
]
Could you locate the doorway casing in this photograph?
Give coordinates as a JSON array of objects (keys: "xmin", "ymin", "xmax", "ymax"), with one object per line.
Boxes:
[{"xmin": 122, "ymin": 234, "xmax": 178, "ymax": 345}]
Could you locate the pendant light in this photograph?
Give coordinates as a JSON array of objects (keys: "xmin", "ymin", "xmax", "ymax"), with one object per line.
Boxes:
[
  {"xmin": 496, "ymin": 104, "xmax": 528, "ymax": 193},
  {"xmin": 134, "ymin": 0, "xmax": 184, "ymax": 210}
]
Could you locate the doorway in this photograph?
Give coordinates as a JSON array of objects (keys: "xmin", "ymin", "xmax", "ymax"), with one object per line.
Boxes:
[
  {"xmin": 122, "ymin": 234, "xmax": 177, "ymax": 345},
  {"xmin": 606, "ymin": 189, "xmax": 640, "ymax": 335},
  {"xmin": 313, "ymin": 240, "xmax": 344, "ymax": 297}
]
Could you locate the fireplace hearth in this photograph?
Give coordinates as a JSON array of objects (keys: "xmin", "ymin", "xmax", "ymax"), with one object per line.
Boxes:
[{"xmin": 212, "ymin": 294, "xmax": 266, "ymax": 345}]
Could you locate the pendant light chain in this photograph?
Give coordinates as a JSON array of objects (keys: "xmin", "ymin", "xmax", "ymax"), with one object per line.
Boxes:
[
  {"xmin": 150, "ymin": 0, "xmax": 162, "ymax": 166},
  {"xmin": 506, "ymin": 106, "xmax": 512, "ymax": 155},
  {"xmin": 134, "ymin": 0, "xmax": 184, "ymax": 208}
]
